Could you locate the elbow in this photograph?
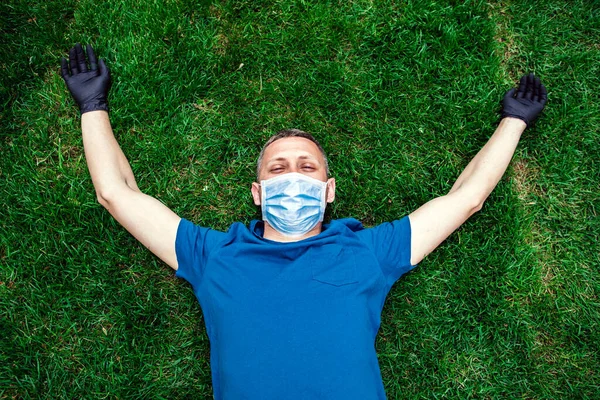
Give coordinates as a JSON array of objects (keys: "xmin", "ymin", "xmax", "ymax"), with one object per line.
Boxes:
[
  {"xmin": 96, "ymin": 190, "xmax": 111, "ymax": 209},
  {"xmin": 462, "ymin": 192, "xmax": 486, "ymax": 217},
  {"xmin": 95, "ymin": 181, "xmax": 139, "ymax": 210},
  {"xmin": 451, "ymin": 185, "xmax": 487, "ymax": 216},
  {"xmin": 462, "ymin": 200, "xmax": 484, "ymax": 220},
  {"xmin": 470, "ymin": 193, "xmax": 488, "ymax": 215},
  {"xmin": 95, "ymin": 186, "xmax": 120, "ymax": 210}
]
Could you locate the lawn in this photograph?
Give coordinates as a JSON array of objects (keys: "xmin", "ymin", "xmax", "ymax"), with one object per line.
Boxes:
[{"xmin": 1, "ymin": 0, "xmax": 599, "ymax": 398}]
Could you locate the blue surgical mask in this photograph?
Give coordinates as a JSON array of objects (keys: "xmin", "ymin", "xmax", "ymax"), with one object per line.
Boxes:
[{"xmin": 261, "ymin": 172, "xmax": 327, "ymax": 238}]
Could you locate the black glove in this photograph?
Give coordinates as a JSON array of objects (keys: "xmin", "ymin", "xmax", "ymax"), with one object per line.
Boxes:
[
  {"xmin": 60, "ymin": 43, "xmax": 111, "ymax": 114},
  {"xmin": 501, "ymin": 73, "xmax": 547, "ymax": 127}
]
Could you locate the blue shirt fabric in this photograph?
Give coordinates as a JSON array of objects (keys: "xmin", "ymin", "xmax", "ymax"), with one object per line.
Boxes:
[{"xmin": 175, "ymin": 217, "xmax": 415, "ymax": 400}]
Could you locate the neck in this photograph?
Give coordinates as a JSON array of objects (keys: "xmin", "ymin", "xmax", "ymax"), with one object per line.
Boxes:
[{"xmin": 262, "ymin": 222, "xmax": 323, "ymax": 242}]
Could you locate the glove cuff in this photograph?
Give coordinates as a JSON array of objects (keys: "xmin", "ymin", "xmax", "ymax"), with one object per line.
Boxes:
[{"xmin": 80, "ymin": 102, "xmax": 109, "ymax": 115}]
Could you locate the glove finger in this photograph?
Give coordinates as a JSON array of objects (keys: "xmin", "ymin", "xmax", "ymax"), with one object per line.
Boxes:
[
  {"xmin": 525, "ymin": 73, "xmax": 535, "ymax": 101},
  {"xmin": 60, "ymin": 57, "xmax": 70, "ymax": 80},
  {"xmin": 99, "ymin": 59, "xmax": 110, "ymax": 78},
  {"xmin": 504, "ymin": 88, "xmax": 517, "ymax": 100},
  {"xmin": 86, "ymin": 44, "xmax": 98, "ymax": 71},
  {"xmin": 533, "ymin": 76, "xmax": 541, "ymax": 102},
  {"xmin": 539, "ymin": 84, "xmax": 548, "ymax": 106},
  {"xmin": 69, "ymin": 46, "xmax": 79, "ymax": 74},
  {"xmin": 75, "ymin": 43, "xmax": 88, "ymax": 73},
  {"xmin": 517, "ymin": 75, "xmax": 527, "ymax": 99}
]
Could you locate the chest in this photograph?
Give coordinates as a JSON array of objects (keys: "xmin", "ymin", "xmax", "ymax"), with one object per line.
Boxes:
[{"xmin": 198, "ymin": 242, "xmax": 386, "ymax": 315}]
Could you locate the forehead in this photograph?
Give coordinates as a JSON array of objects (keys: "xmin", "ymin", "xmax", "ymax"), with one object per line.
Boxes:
[{"xmin": 263, "ymin": 137, "xmax": 323, "ymax": 162}]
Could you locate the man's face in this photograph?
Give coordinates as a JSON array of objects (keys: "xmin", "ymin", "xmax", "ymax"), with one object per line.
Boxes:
[{"xmin": 251, "ymin": 137, "xmax": 336, "ymax": 206}]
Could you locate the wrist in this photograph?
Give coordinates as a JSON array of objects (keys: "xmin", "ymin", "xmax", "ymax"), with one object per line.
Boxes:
[
  {"xmin": 81, "ymin": 110, "xmax": 110, "ymax": 127},
  {"xmin": 500, "ymin": 117, "xmax": 527, "ymax": 131}
]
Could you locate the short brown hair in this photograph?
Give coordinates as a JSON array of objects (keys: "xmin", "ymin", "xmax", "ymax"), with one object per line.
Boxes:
[{"xmin": 256, "ymin": 129, "xmax": 330, "ymax": 181}]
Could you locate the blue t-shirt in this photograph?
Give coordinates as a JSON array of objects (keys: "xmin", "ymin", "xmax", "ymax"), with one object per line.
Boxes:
[{"xmin": 175, "ymin": 217, "xmax": 415, "ymax": 400}]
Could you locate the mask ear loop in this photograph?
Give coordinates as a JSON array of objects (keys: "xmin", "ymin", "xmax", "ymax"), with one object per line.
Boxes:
[
  {"xmin": 317, "ymin": 180, "xmax": 327, "ymax": 222},
  {"xmin": 260, "ymin": 181, "xmax": 267, "ymax": 221}
]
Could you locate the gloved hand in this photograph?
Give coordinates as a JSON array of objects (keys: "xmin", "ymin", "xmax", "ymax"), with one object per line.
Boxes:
[
  {"xmin": 501, "ymin": 73, "xmax": 547, "ymax": 127},
  {"xmin": 60, "ymin": 43, "xmax": 111, "ymax": 114}
]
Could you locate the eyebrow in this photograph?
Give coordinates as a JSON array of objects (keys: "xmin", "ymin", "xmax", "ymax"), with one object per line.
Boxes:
[{"xmin": 267, "ymin": 155, "xmax": 317, "ymax": 163}]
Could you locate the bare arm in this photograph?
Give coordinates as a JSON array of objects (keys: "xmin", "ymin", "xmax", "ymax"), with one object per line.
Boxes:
[
  {"xmin": 82, "ymin": 110, "xmax": 139, "ymax": 196},
  {"xmin": 81, "ymin": 111, "xmax": 181, "ymax": 270},
  {"xmin": 408, "ymin": 74, "xmax": 548, "ymax": 265},
  {"xmin": 62, "ymin": 44, "xmax": 181, "ymax": 270},
  {"xmin": 80, "ymin": 111, "xmax": 181, "ymax": 270},
  {"xmin": 449, "ymin": 117, "xmax": 525, "ymax": 198},
  {"xmin": 409, "ymin": 117, "xmax": 525, "ymax": 265}
]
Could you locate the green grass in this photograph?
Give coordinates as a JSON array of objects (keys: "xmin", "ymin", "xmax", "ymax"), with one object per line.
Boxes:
[{"xmin": 1, "ymin": 0, "xmax": 599, "ymax": 398}]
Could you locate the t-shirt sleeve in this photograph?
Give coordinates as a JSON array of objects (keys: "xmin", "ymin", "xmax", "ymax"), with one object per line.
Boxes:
[
  {"xmin": 175, "ymin": 218, "xmax": 225, "ymax": 287},
  {"xmin": 356, "ymin": 216, "xmax": 416, "ymax": 288}
]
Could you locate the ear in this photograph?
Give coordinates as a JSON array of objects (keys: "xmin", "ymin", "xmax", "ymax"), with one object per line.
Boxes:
[
  {"xmin": 325, "ymin": 178, "xmax": 336, "ymax": 203},
  {"xmin": 251, "ymin": 182, "xmax": 261, "ymax": 206}
]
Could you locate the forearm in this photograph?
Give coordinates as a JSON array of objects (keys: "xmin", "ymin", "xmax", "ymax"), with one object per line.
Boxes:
[
  {"xmin": 449, "ymin": 117, "xmax": 526, "ymax": 203},
  {"xmin": 81, "ymin": 110, "xmax": 139, "ymax": 200}
]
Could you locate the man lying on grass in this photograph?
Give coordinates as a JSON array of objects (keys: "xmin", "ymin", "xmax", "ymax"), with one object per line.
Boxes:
[{"xmin": 61, "ymin": 43, "xmax": 547, "ymax": 399}]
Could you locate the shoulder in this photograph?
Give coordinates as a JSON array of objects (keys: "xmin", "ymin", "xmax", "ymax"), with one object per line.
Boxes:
[
  {"xmin": 356, "ymin": 216, "xmax": 411, "ymax": 237},
  {"xmin": 323, "ymin": 217, "xmax": 411, "ymax": 241},
  {"xmin": 325, "ymin": 218, "xmax": 364, "ymax": 232},
  {"xmin": 176, "ymin": 218, "xmax": 229, "ymax": 249}
]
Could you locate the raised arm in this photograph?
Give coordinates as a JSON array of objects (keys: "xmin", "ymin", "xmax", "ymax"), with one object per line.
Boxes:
[
  {"xmin": 61, "ymin": 44, "xmax": 181, "ymax": 270},
  {"xmin": 408, "ymin": 74, "xmax": 547, "ymax": 265}
]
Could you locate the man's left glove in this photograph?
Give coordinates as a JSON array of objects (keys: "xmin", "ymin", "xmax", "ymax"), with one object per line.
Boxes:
[
  {"xmin": 61, "ymin": 43, "xmax": 111, "ymax": 115},
  {"xmin": 501, "ymin": 73, "xmax": 548, "ymax": 127}
]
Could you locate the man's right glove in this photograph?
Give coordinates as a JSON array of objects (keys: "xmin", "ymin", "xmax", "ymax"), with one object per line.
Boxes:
[
  {"xmin": 501, "ymin": 73, "xmax": 548, "ymax": 127},
  {"xmin": 60, "ymin": 43, "xmax": 111, "ymax": 115}
]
